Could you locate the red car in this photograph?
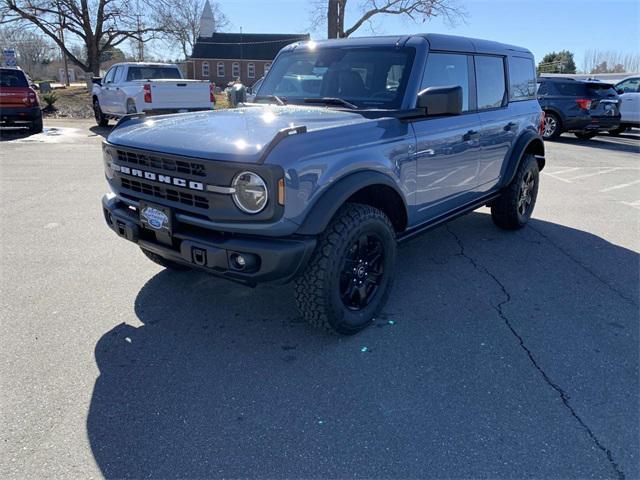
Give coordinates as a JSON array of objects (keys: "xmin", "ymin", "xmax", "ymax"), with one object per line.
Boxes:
[{"xmin": 0, "ymin": 67, "xmax": 43, "ymax": 133}]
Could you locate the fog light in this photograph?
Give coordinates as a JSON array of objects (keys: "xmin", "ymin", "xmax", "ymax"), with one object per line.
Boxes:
[
  {"xmin": 230, "ymin": 253, "xmax": 246, "ymax": 270},
  {"xmin": 228, "ymin": 252, "xmax": 259, "ymax": 272}
]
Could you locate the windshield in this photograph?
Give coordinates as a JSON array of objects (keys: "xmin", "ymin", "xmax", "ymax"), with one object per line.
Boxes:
[
  {"xmin": 257, "ymin": 47, "xmax": 415, "ymax": 109},
  {"xmin": 126, "ymin": 66, "xmax": 182, "ymax": 81}
]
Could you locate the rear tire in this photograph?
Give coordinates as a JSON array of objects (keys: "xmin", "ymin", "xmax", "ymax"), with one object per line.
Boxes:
[
  {"xmin": 93, "ymin": 98, "xmax": 109, "ymax": 127},
  {"xmin": 607, "ymin": 126, "xmax": 627, "ymax": 136},
  {"xmin": 542, "ymin": 112, "xmax": 562, "ymax": 139},
  {"xmin": 294, "ymin": 203, "xmax": 396, "ymax": 335},
  {"xmin": 574, "ymin": 132, "xmax": 597, "ymax": 139},
  {"xmin": 491, "ymin": 154, "xmax": 539, "ymax": 230},
  {"xmin": 29, "ymin": 115, "xmax": 43, "ymax": 133},
  {"xmin": 141, "ymin": 248, "xmax": 191, "ymax": 271}
]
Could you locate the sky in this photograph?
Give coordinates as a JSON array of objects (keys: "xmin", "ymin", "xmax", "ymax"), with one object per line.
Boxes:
[{"xmin": 155, "ymin": 0, "xmax": 640, "ymax": 70}]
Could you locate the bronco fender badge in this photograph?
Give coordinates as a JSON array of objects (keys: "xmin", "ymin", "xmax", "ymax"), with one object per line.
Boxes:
[{"xmin": 141, "ymin": 206, "xmax": 169, "ymax": 230}]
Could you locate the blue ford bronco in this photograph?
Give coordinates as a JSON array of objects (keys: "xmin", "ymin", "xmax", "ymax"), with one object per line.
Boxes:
[{"xmin": 102, "ymin": 34, "xmax": 545, "ymax": 334}]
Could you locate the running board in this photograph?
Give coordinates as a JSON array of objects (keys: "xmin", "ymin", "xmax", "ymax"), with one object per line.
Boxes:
[{"xmin": 397, "ymin": 192, "xmax": 500, "ymax": 243}]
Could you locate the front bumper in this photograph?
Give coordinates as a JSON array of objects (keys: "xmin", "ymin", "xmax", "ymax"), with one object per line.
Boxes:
[
  {"xmin": 102, "ymin": 194, "xmax": 316, "ymax": 285},
  {"xmin": 0, "ymin": 106, "xmax": 41, "ymax": 124}
]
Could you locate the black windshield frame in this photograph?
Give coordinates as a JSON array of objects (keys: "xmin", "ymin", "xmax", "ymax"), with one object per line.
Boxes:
[{"xmin": 257, "ymin": 46, "xmax": 416, "ymax": 110}]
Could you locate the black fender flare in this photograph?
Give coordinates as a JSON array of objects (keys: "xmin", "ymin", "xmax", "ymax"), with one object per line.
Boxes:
[
  {"xmin": 498, "ymin": 130, "xmax": 545, "ymax": 189},
  {"xmin": 296, "ymin": 170, "xmax": 408, "ymax": 236}
]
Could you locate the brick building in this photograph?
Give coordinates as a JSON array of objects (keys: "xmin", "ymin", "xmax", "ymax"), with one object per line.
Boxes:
[{"xmin": 186, "ymin": 32, "xmax": 309, "ymax": 87}]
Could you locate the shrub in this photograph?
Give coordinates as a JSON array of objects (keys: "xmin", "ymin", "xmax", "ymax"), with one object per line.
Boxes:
[{"xmin": 42, "ymin": 92, "xmax": 58, "ymax": 108}]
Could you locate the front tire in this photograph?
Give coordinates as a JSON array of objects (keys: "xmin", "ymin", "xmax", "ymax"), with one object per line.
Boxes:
[
  {"xmin": 491, "ymin": 154, "xmax": 539, "ymax": 230},
  {"xmin": 141, "ymin": 248, "xmax": 191, "ymax": 271},
  {"xmin": 574, "ymin": 131, "xmax": 597, "ymax": 139},
  {"xmin": 93, "ymin": 98, "xmax": 108, "ymax": 127},
  {"xmin": 294, "ymin": 203, "xmax": 396, "ymax": 335}
]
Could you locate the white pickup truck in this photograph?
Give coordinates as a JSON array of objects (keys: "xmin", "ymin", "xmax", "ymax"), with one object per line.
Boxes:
[{"xmin": 91, "ymin": 62, "xmax": 214, "ymax": 126}]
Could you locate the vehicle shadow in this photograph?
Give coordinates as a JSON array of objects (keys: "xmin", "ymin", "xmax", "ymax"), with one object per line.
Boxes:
[
  {"xmin": 553, "ymin": 130, "xmax": 640, "ymax": 154},
  {"xmin": 0, "ymin": 126, "xmax": 33, "ymax": 141},
  {"xmin": 87, "ymin": 212, "xmax": 639, "ymax": 478},
  {"xmin": 89, "ymin": 125, "xmax": 112, "ymax": 139}
]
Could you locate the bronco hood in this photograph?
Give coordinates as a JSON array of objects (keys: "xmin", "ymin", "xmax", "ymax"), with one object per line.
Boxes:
[{"xmin": 106, "ymin": 105, "xmax": 369, "ymax": 163}]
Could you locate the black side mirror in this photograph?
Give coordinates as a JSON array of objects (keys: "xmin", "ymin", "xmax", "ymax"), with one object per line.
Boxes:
[
  {"xmin": 92, "ymin": 76, "xmax": 102, "ymax": 86},
  {"xmin": 417, "ymin": 85, "xmax": 463, "ymax": 116},
  {"xmin": 616, "ymin": 88, "xmax": 624, "ymax": 95}
]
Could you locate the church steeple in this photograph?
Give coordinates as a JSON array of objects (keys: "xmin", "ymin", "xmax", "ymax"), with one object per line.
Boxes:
[{"xmin": 199, "ymin": 0, "xmax": 215, "ymax": 38}]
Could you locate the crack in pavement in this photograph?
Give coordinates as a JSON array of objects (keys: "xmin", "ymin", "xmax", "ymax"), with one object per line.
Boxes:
[
  {"xmin": 528, "ymin": 224, "xmax": 637, "ymax": 307},
  {"xmin": 445, "ymin": 224, "xmax": 626, "ymax": 480}
]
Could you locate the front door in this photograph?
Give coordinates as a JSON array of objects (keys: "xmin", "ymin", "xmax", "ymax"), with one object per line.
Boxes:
[{"xmin": 411, "ymin": 51, "xmax": 481, "ymax": 221}]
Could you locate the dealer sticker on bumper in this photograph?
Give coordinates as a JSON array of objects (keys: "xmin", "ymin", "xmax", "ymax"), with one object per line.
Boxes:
[{"xmin": 140, "ymin": 202, "xmax": 172, "ymax": 233}]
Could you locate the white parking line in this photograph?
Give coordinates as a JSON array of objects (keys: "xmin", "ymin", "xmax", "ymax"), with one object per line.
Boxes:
[
  {"xmin": 600, "ymin": 179, "xmax": 640, "ymax": 193},
  {"xmin": 541, "ymin": 172, "xmax": 573, "ymax": 183},
  {"xmin": 567, "ymin": 167, "xmax": 621, "ymax": 180},
  {"xmin": 546, "ymin": 167, "xmax": 580, "ymax": 176},
  {"xmin": 621, "ymin": 200, "xmax": 640, "ymax": 210}
]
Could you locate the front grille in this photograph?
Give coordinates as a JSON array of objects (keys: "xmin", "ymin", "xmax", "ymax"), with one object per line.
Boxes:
[
  {"xmin": 116, "ymin": 149, "xmax": 206, "ymax": 177},
  {"xmin": 121, "ymin": 178, "xmax": 209, "ymax": 209}
]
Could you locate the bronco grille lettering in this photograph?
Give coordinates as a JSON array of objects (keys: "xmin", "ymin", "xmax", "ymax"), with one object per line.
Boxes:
[{"xmin": 113, "ymin": 163, "xmax": 205, "ymax": 191}]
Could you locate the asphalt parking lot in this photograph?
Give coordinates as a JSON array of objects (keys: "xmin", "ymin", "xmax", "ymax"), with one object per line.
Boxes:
[{"xmin": 1, "ymin": 120, "xmax": 638, "ymax": 479}]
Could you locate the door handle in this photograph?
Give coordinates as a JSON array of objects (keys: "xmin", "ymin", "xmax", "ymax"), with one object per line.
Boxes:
[
  {"xmin": 463, "ymin": 130, "xmax": 479, "ymax": 142},
  {"xmin": 504, "ymin": 122, "xmax": 517, "ymax": 132}
]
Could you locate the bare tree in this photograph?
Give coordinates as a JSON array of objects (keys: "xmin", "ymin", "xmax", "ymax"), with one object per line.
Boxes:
[
  {"xmin": 1, "ymin": 0, "xmax": 161, "ymax": 75},
  {"xmin": 582, "ymin": 49, "xmax": 640, "ymax": 74},
  {"xmin": 151, "ymin": 0, "xmax": 227, "ymax": 59},
  {"xmin": 313, "ymin": 0, "xmax": 465, "ymax": 39},
  {"xmin": 0, "ymin": 27, "xmax": 54, "ymax": 77}
]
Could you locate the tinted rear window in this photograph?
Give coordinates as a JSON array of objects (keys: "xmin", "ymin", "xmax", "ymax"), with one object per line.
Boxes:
[
  {"xmin": 509, "ymin": 57, "xmax": 536, "ymax": 101},
  {"xmin": 126, "ymin": 66, "xmax": 182, "ymax": 81},
  {"xmin": 475, "ymin": 55, "xmax": 507, "ymax": 110},
  {"xmin": 0, "ymin": 69, "xmax": 28, "ymax": 88},
  {"xmin": 552, "ymin": 81, "xmax": 617, "ymax": 98}
]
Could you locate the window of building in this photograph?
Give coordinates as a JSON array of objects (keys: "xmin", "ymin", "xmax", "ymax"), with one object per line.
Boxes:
[
  {"xmin": 475, "ymin": 55, "xmax": 507, "ymax": 110},
  {"xmin": 217, "ymin": 62, "xmax": 225, "ymax": 77},
  {"xmin": 202, "ymin": 61, "xmax": 210, "ymax": 77},
  {"xmin": 232, "ymin": 62, "xmax": 240, "ymax": 79},
  {"xmin": 421, "ymin": 52, "xmax": 471, "ymax": 112},
  {"xmin": 509, "ymin": 57, "xmax": 536, "ymax": 101},
  {"xmin": 248, "ymin": 63, "xmax": 255, "ymax": 79},
  {"xmin": 264, "ymin": 63, "xmax": 271, "ymax": 75}
]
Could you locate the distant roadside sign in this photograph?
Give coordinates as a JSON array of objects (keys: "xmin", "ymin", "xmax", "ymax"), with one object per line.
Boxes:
[{"xmin": 2, "ymin": 48, "xmax": 17, "ymax": 67}]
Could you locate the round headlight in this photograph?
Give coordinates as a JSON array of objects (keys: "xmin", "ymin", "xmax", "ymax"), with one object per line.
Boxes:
[{"xmin": 232, "ymin": 171, "xmax": 268, "ymax": 214}]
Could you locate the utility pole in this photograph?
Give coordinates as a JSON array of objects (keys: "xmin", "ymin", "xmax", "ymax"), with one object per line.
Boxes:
[
  {"xmin": 56, "ymin": 0, "xmax": 70, "ymax": 86},
  {"xmin": 136, "ymin": 0, "xmax": 144, "ymax": 61}
]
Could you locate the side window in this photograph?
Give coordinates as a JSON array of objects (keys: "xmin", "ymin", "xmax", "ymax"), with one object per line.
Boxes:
[
  {"xmin": 202, "ymin": 61, "xmax": 209, "ymax": 77},
  {"xmin": 421, "ymin": 52, "xmax": 470, "ymax": 112},
  {"xmin": 232, "ymin": 62, "xmax": 240, "ymax": 79},
  {"xmin": 537, "ymin": 82, "xmax": 549, "ymax": 96},
  {"xmin": 509, "ymin": 57, "xmax": 536, "ymax": 101},
  {"xmin": 112, "ymin": 66, "xmax": 123, "ymax": 83},
  {"xmin": 475, "ymin": 55, "xmax": 507, "ymax": 109},
  {"xmin": 103, "ymin": 68, "xmax": 116, "ymax": 84},
  {"xmin": 617, "ymin": 78, "xmax": 640, "ymax": 93},
  {"xmin": 248, "ymin": 63, "xmax": 255, "ymax": 79},
  {"xmin": 217, "ymin": 62, "xmax": 225, "ymax": 77}
]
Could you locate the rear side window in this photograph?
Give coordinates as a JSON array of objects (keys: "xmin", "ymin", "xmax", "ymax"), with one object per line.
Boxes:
[
  {"xmin": 421, "ymin": 53, "xmax": 470, "ymax": 112},
  {"xmin": 554, "ymin": 82, "xmax": 616, "ymax": 98},
  {"xmin": 475, "ymin": 55, "xmax": 506, "ymax": 109},
  {"xmin": 509, "ymin": 57, "xmax": 536, "ymax": 101},
  {"xmin": 0, "ymin": 69, "xmax": 28, "ymax": 88},
  {"xmin": 586, "ymin": 83, "xmax": 617, "ymax": 98}
]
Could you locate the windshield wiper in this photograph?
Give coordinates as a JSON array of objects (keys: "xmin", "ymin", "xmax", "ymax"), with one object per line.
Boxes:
[
  {"xmin": 255, "ymin": 95, "xmax": 286, "ymax": 106},
  {"xmin": 304, "ymin": 97, "xmax": 358, "ymax": 109}
]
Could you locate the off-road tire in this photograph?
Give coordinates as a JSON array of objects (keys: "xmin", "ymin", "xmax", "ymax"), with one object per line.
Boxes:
[
  {"xmin": 491, "ymin": 154, "xmax": 539, "ymax": 230},
  {"xmin": 294, "ymin": 203, "xmax": 396, "ymax": 335},
  {"xmin": 574, "ymin": 131, "xmax": 597, "ymax": 139},
  {"xmin": 93, "ymin": 98, "xmax": 109, "ymax": 127},
  {"xmin": 29, "ymin": 115, "xmax": 43, "ymax": 133},
  {"xmin": 141, "ymin": 248, "xmax": 191, "ymax": 271},
  {"xmin": 542, "ymin": 111, "xmax": 562, "ymax": 139}
]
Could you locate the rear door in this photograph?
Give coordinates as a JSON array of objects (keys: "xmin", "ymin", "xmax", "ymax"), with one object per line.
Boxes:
[
  {"xmin": 410, "ymin": 52, "xmax": 482, "ymax": 222},
  {"xmin": 99, "ymin": 67, "xmax": 118, "ymax": 114},
  {"xmin": 616, "ymin": 77, "xmax": 640, "ymax": 124},
  {"xmin": 0, "ymin": 68, "xmax": 30, "ymax": 109},
  {"xmin": 474, "ymin": 55, "xmax": 513, "ymax": 188},
  {"xmin": 109, "ymin": 66, "xmax": 127, "ymax": 116}
]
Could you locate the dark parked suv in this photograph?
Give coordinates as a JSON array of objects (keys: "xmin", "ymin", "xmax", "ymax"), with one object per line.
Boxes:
[{"xmin": 537, "ymin": 77, "xmax": 620, "ymax": 140}]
